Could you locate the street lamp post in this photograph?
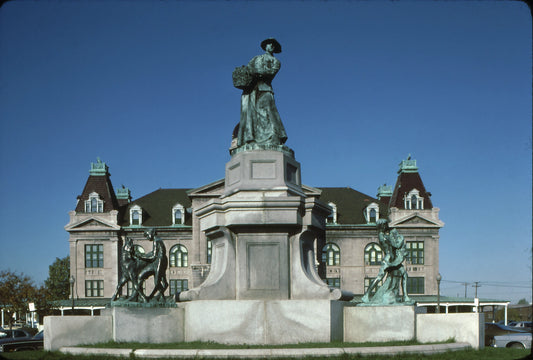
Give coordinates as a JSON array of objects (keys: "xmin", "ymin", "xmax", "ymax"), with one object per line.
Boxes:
[
  {"xmin": 69, "ymin": 276, "xmax": 75, "ymax": 313},
  {"xmin": 436, "ymin": 273, "xmax": 442, "ymax": 314}
]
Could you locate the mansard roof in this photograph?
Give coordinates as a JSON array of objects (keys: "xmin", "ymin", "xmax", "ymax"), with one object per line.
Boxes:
[
  {"xmin": 75, "ymin": 174, "xmax": 120, "ymax": 212},
  {"xmin": 120, "ymin": 186, "xmax": 381, "ymax": 227},
  {"xmin": 121, "ymin": 188, "xmax": 193, "ymax": 226},
  {"xmin": 389, "ymin": 171, "xmax": 433, "ymax": 209},
  {"xmin": 318, "ymin": 187, "xmax": 387, "ymax": 225},
  {"xmin": 75, "ymin": 159, "xmax": 120, "ymax": 213},
  {"xmin": 389, "ymin": 158, "xmax": 433, "ymax": 209}
]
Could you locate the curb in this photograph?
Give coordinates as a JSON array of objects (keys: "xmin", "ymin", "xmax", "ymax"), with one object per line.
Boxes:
[{"xmin": 60, "ymin": 342, "xmax": 472, "ymax": 358}]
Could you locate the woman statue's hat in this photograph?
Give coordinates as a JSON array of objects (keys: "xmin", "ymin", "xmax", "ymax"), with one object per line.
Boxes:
[{"xmin": 261, "ymin": 38, "xmax": 282, "ymax": 53}]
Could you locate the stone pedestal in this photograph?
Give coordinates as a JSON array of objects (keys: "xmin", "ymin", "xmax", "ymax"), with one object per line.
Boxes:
[
  {"xmin": 416, "ymin": 313, "xmax": 484, "ymax": 349},
  {"xmin": 102, "ymin": 307, "xmax": 184, "ymax": 343},
  {"xmin": 44, "ymin": 315, "xmax": 112, "ymax": 351},
  {"xmin": 180, "ymin": 300, "xmax": 348, "ymax": 345},
  {"xmin": 179, "ymin": 150, "xmax": 352, "ymax": 302},
  {"xmin": 344, "ymin": 306, "xmax": 415, "ymax": 342}
]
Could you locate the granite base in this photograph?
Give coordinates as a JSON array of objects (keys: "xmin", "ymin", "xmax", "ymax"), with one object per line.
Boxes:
[{"xmin": 344, "ymin": 306, "xmax": 415, "ymax": 342}]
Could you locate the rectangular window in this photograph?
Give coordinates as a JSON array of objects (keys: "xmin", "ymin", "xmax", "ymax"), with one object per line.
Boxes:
[
  {"xmin": 326, "ymin": 278, "xmax": 340, "ymax": 288},
  {"xmin": 207, "ymin": 240, "xmax": 212, "ymax": 264},
  {"xmin": 364, "ymin": 277, "xmax": 383, "ymax": 296},
  {"xmin": 85, "ymin": 280, "xmax": 104, "ymax": 297},
  {"xmin": 407, "ymin": 277, "xmax": 425, "ymax": 294},
  {"xmin": 406, "ymin": 241, "xmax": 424, "ymax": 265},
  {"xmin": 169, "ymin": 279, "xmax": 188, "ymax": 295},
  {"xmin": 85, "ymin": 244, "xmax": 103, "ymax": 268},
  {"xmin": 126, "ymin": 281, "xmax": 146, "ymax": 297}
]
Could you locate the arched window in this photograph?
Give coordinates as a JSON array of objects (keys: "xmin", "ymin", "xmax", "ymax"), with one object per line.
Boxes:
[
  {"xmin": 172, "ymin": 203, "xmax": 185, "ymax": 225},
  {"xmin": 404, "ymin": 189, "xmax": 424, "ymax": 210},
  {"xmin": 364, "ymin": 203, "xmax": 380, "ymax": 224},
  {"xmin": 175, "ymin": 209, "xmax": 182, "ymax": 223},
  {"xmin": 85, "ymin": 192, "xmax": 103, "ymax": 213},
  {"xmin": 132, "ymin": 210, "xmax": 140, "ymax": 225},
  {"xmin": 169, "ymin": 245, "xmax": 188, "ymax": 267},
  {"xmin": 322, "ymin": 243, "xmax": 340, "ymax": 266},
  {"xmin": 364, "ymin": 243, "xmax": 383, "ymax": 265},
  {"xmin": 327, "ymin": 203, "xmax": 337, "ymax": 224},
  {"xmin": 370, "ymin": 209, "xmax": 376, "ymax": 223},
  {"xmin": 129, "ymin": 205, "xmax": 142, "ymax": 226}
]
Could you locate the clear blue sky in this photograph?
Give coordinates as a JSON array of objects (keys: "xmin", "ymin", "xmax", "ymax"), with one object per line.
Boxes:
[{"xmin": 0, "ymin": 1, "xmax": 531, "ymax": 303}]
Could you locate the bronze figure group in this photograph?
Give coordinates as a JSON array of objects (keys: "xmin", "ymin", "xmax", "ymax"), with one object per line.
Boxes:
[
  {"xmin": 361, "ymin": 219, "xmax": 413, "ymax": 305},
  {"xmin": 112, "ymin": 228, "xmax": 169, "ymax": 303}
]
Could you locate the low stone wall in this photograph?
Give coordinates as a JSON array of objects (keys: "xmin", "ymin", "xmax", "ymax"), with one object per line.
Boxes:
[
  {"xmin": 44, "ymin": 315, "xmax": 112, "ymax": 351},
  {"xmin": 45, "ymin": 303, "xmax": 484, "ymax": 351},
  {"xmin": 416, "ymin": 313, "xmax": 484, "ymax": 349},
  {"xmin": 45, "ymin": 300, "xmax": 348, "ymax": 350},
  {"xmin": 343, "ymin": 307, "xmax": 484, "ymax": 350},
  {"xmin": 344, "ymin": 306, "xmax": 415, "ymax": 343},
  {"xmin": 103, "ymin": 307, "xmax": 184, "ymax": 344}
]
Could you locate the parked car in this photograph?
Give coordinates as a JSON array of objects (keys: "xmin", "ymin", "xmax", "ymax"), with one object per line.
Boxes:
[
  {"xmin": 493, "ymin": 332, "xmax": 532, "ymax": 349},
  {"xmin": 0, "ymin": 329, "xmax": 32, "ymax": 345},
  {"xmin": 0, "ymin": 331, "xmax": 43, "ymax": 352},
  {"xmin": 484, "ymin": 323, "xmax": 529, "ymax": 347},
  {"xmin": 511, "ymin": 321, "xmax": 532, "ymax": 331}
]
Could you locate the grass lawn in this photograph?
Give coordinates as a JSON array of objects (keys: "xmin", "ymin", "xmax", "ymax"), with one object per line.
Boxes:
[
  {"xmin": 87, "ymin": 339, "xmax": 449, "ymax": 349},
  {"xmin": 1, "ymin": 347, "xmax": 530, "ymax": 360}
]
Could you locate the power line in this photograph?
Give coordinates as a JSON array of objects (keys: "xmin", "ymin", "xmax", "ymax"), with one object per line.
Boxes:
[
  {"xmin": 481, "ymin": 283, "xmax": 531, "ymax": 289},
  {"xmin": 441, "ymin": 280, "xmax": 531, "ymax": 289}
]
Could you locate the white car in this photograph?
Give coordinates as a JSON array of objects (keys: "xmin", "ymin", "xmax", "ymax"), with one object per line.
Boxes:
[
  {"xmin": 511, "ymin": 321, "xmax": 532, "ymax": 331},
  {"xmin": 493, "ymin": 332, "xmax": 532, "ymax": 349}
]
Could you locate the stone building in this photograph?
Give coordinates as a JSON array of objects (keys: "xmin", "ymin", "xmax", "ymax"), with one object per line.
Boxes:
[{"xmin": 65, "ymin": 156, "xmax": 443, "ymax": 302}]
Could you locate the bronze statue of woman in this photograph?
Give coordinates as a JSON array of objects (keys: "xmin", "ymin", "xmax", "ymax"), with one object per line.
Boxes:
[{"xmin": 233, "ymin": 38, "xmax": 288, "ymax": 148}]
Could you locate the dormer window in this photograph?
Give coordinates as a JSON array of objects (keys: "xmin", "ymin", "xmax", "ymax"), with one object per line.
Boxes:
[
  {"xmin": 85, "ymin": 192, "xmax": 103, "ymax": 213},
  {"xmin": 364, "ymin": 203, "xmax": 380, "ymax": 224},
  {"xmin": 404, "ymin": 189, "xmax": 424, "ymax": 210},
  {"xmin": 327, "ymin": 202, "xmax": 337, "ymax": 224},
  {"xmin": 370, "ymin": 209, "xmax": 376, "ymax": 223},
  {"xmin": 172, "ymin": 203, "xmax": 185, "ymax": 225},
  {"xmin": 130, "ymin": 205, "xmax": 142, "ymax": 226}
]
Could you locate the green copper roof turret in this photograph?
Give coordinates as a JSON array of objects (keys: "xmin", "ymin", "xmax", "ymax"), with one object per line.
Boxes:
[
  {"xmin": 116, "ymin": 186, "xmax": 131, "ymax": 200},
  {"xmin": 398, "ymin": 155, "xmax": 418, "ymax": 174},
  {"xmin": 89, "ymin": 157, "xmax": 109, "ymax": 176},
  {"xmin": 377, "ymin": 184, "xmax": 393, "ymax": 199}
]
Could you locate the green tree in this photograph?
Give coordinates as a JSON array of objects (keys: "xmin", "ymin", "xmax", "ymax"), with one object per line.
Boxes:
[
  {"xmin": 32, "ymin": 256, "xmax": 70, "ymax": 320},
  {"xmin": 0, "ymin": 270, "xmax": 37, "ymax": 329},
  {"xmin": 517, "ymin": 298, "xmax": 528, "ymax": 305},
  {"xmin": 44, "ymin": 256, "xmax": 70, "ymax": 300}
]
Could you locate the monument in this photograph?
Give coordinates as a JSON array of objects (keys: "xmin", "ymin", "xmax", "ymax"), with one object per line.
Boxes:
[
  {"xmin": 45, "ymin": 38, "xmax": 485, "ymax": 351},
  {"xmin": 177, "ymin": 38, "xmax": 350, "ymax": 304},
  {"xmin": 166, "ymin": 38, "xmax": 353, "ymax": 344}
]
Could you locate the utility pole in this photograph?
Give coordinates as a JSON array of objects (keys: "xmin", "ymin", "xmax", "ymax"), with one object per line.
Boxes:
[
  {"xmin": 472, "ymin": 281, "xmax": 481, "ymax": 298},
  {"xmin": 463, "ymin": 282, "xmax": 468, "ymax": 298}
]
